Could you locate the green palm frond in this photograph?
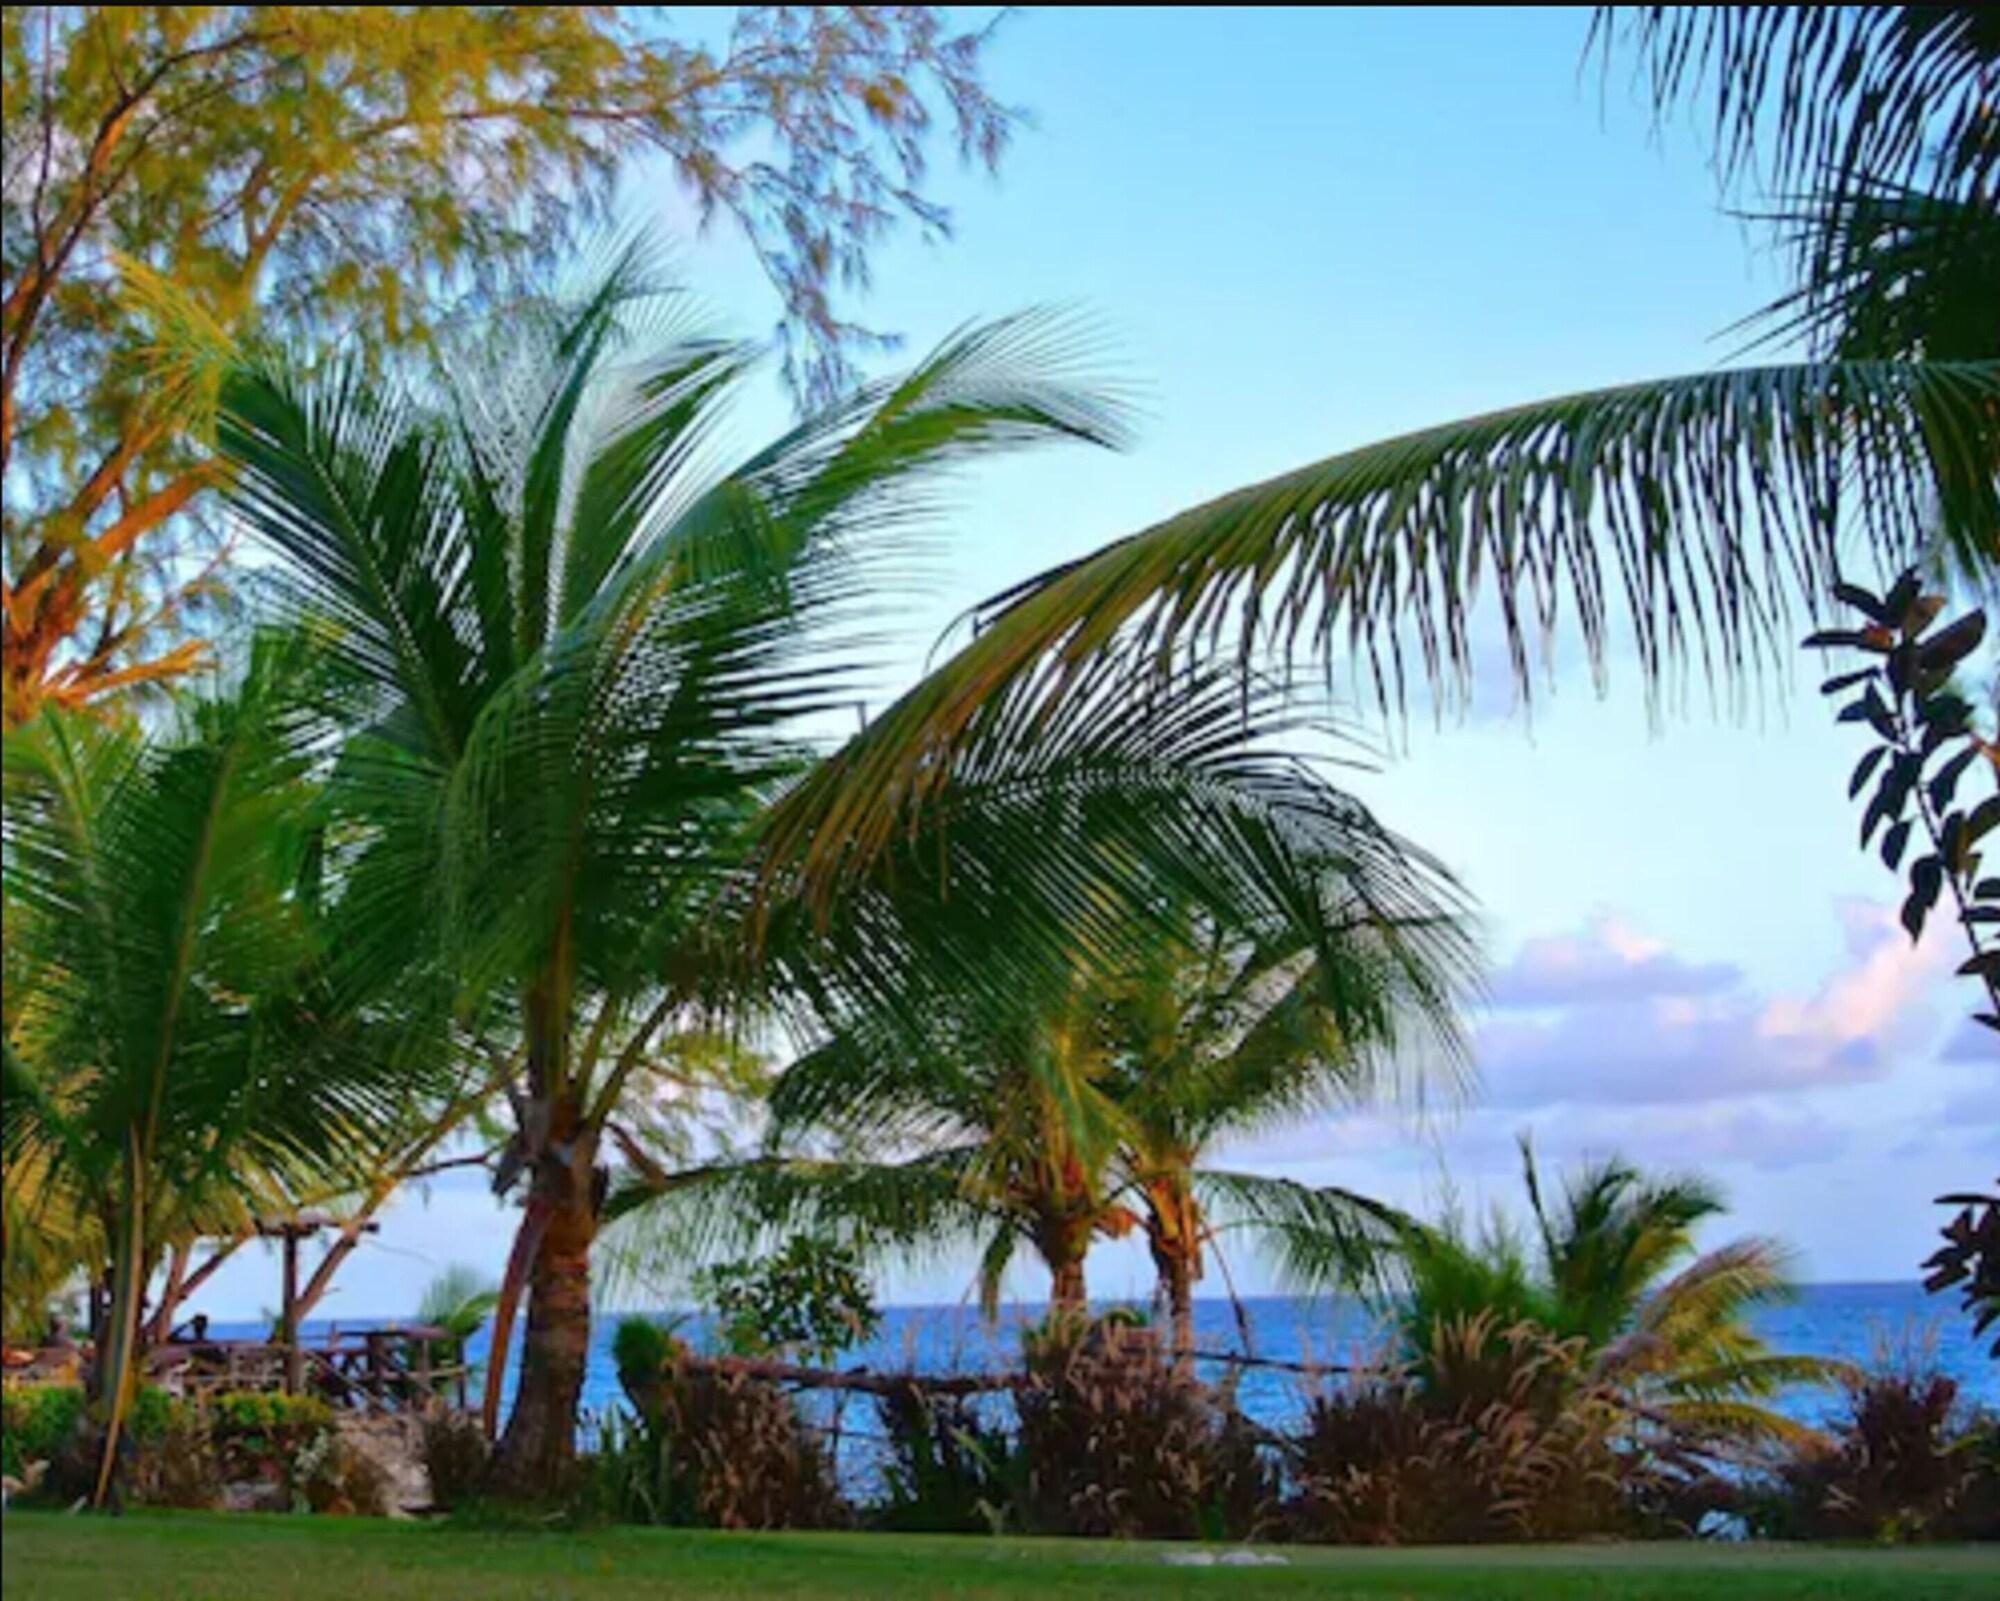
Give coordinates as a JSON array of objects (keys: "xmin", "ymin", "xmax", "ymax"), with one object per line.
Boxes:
[
  {"xmin": 761, "ymin": 360, "xmax": 1998, "ymax": 898},
  {"xmin": 1593, "ymin": 6, "xmax": 1999, "ymax": 208},
  {"xmin": 598, "ymin": 1147, "xmax": 990, "ymax": 1302},
  {"xmin": 1201, "ymin": 1169, "xmax": 1413, "ymax": 1297}
]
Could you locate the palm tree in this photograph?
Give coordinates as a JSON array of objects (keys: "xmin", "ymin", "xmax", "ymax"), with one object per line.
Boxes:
[
  {"xmin": 621, "ymin": 703, "xmax": 1476, "ymax": 1339},
  {"xmin": 415, "ymin": 1265, "xmax": 501, "ymax": 1380},
  {"xmin": 1094, "ymin": 906, "xmax": 1465, "ymax": 1360},
  {"xmin": 219, "ymin": 251, "xmax": 1449, "ymax": 1492},
  {"xmin": 1, "ymin": 636, "xmax": 410, "ymax": 1504},
  {"xmin": 1374, "ymin": 1141, "xmax": 1841, "ymax": 1446},
  {"xmin": 760, "ymin": 8, "xmax": 1998, "ymax": 893}
]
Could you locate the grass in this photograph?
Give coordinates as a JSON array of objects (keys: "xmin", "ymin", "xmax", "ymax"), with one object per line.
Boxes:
[{"xmin": 2, "ymin": 1513, "xmax": 1996, "ymax": 1601}]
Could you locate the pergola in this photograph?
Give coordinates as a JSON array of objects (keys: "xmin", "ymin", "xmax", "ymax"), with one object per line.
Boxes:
[{"xmin": 254, "ymin": 1212, "xmax": 379, "ymax": 1394}]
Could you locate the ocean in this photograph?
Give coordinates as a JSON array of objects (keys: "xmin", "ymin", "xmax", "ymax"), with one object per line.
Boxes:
[
  {"xmin": 457, "ymin": 1280, "xmax": 1994, "ymax": 1442},
  {"xmin": 212, "ymin": 1282, "xmax": 1993, "ymax": 1486}
]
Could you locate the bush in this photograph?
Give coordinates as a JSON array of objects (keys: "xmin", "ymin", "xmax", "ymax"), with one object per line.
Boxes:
[
  {"xmin": 1286, "ymin": 1315, "xmax": 1645, "ymax": 1545},
  {"xmin": 294, "ymin": 1429, "xmax": 393, "ymax": 1517},
  {"xmin": 1, "ymin": 1383, "xmax": 85, "ymax": 1481},
  {"xmin": 1014, "ymin": 1313, "xmax": 1275, "ymax": 1540},
  {"xmin": 129, "ymin": 1408, "xmax": 225, "ymax": 1510},
  {"xmin": 614, "ymin": 1337, "xmax": 845, "ymax": 1529},
  {"xmin": 1749, "ymin": 1359, "xmax": 2000, "ymax": 1541},
  {"xmin": 200, "ymin": 1391, "xmax": 333, "ymax": 1488},
  {"xmin": 694, "ymin": 1236, "xmax": 881, "ymax": 1365},
  {"xmin": 420, "ymin": 1408, "xmax": 492, "ymax": 1510},
  {"xmin": 874, "ymin": 1381, "xmax": 1020, "ymax": 1533}
]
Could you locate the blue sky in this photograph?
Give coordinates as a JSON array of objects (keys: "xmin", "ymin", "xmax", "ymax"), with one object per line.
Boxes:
[{"xmin": 191, "ymin": 8, "xmax": 1992, "ymax": 1321}]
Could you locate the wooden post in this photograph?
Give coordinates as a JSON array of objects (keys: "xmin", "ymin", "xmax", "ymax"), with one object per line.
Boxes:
[{"xmin": 281, "ymin": 1229, "xmax": 301, "ymax": 1396}]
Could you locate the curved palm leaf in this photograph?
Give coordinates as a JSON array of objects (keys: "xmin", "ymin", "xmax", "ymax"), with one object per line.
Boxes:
[
  {"xmin": 766, "ymin": 359, "xmax": 2000, "ymax": 893},
  {"xmin": 1593, "ymin": 6, "xmax": 1999, "ymax": 209}
]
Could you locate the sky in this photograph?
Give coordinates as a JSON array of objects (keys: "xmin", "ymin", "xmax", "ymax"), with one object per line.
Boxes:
[{"xmin": 188, "ymin": 7, "xmax": 1994, "ymax": 1322}]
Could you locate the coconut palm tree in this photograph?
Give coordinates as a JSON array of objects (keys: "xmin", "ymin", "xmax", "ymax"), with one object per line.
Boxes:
[
  {"xmin": 1, "ymin": 636, "xmax": 412, "ymax": 1504},
  {"xmin": 1093, "ymin": 905, "xmax": 1465, "ymax": 1361},
  {"xmin": 1372, "ymin": 1141, "xmax": 1841, "ymax": 1446},
  {"xmin": 218, "ymin": 249, "xmax": 1476, "ymax": 1493},
  {"xmin": 619, "ymin": 705, "xmax": 1476, "ymax": 1338}
]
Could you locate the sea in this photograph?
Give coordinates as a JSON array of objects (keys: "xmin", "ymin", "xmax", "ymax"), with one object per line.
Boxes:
[{"xmin": 220, "ymin": 1283, "xmax": 1994, "ymax": 1491}]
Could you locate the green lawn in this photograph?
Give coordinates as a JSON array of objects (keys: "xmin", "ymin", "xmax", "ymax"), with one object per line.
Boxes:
[{"xmin": 2, "ymin": 1513, "xmax": 1996, "ymax": 1601}]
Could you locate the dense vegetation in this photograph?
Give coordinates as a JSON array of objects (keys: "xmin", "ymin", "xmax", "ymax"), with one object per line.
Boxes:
[{"xmin": 1, "ymin": 1, "xmax": 1994, "ymax": 1561}]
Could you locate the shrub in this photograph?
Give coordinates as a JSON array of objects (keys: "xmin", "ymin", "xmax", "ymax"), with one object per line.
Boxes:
[
  {"xmin": 1, "ymin": 1383, "xmax": 84, "ymax": 1481},
  {"xmin": 294, "ymin": 1429, "xmax": 393, "ymax": 1517},
  {"xmin": 129, "ymin": 1408, "xmax": 224, "ymax": 1510},
  {"xmin": 200, "ymin": 1391, "xmax": 334, "ymax": 1487},
  {"xmin": 874, "ymin": 1381, "xmax": 1020, "ymax": 1533},
  {"xmin": 1014, "ymin": 1314, "xmax": 1275, "ymax": 1540},
  {"xmin": 1749, "ymin": 1359, "xmax": 2000, "ymax": 1541},
  {"xmin": 694, "ymin": 1236, "xmax": 881, "ymax": 1365},
  {"xmin": 1286, "ymin": 1314, "xmax": 1645, "ymax": 1545},
  {"xmin": 420, "ymin": 1408, "xmax": 492, "ymax": 1510},
  {"xmin": 615, "ymin": 1345, "xmax": 845, "ymax": 1529}
]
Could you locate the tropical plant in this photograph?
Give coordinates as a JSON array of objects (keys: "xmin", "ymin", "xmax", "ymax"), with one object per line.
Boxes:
[
  {"xmin": 694, "ymin": 1236, "xmax": 880, "ymax": 1366},
  {"xmin": 621, "ymin": 692, "xmax": 1475, "ymax": 1332},
  {"xmin": 414, "ymin": 1265, "xmax": 501, "ymax": 1380},
  {"xmin": 759, "ymin": 6, "xmax": 1999, "ymax": 900},
  {"xmin": 1093, "ymin": 900, "xmax": 1465, "ymax": 1360},
  {"xmin": 218, "ymin": 246, "xmax": 1421, "ymax": 1496},
  {"xmin": 1374, "ymin": 1142, "xmax": 1840, "ymax": 1450},
  {"xmin": 1925, "ymin": 1180, "xmax": 2000, "ymax": 1359},
  {"xmin": 1749, "ymin": 1338, "xmax": 2000, "ymax": 1541},
  {"xmin": 0, "ymin": 5, "xmax": 1019, "ymax": 720},
  {"xmin": 1808, "ymin": 570, "xmax": 1999, "ymax": 1022},
  {"xmin": 0, "ymin": 636, "xmax": 411, "ymax": 1506}
]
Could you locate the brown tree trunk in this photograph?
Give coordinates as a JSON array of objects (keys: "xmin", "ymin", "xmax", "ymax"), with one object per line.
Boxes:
[
  {"xmin": 490, "ymin": 1141, "xmax": 601, "ymax": 1498},
  {"xmin": 480, "ymin": 1195, "xmax": 549, "ymax": 1440},
  {"xmin": 1160, "ymin": 1245, "xmax": 1195, "ymax": 1367},
  {"xmin": 1048, "ymin": 1254, "xmax": 1088, "ymax": 1318},
  {"xmin": 1142, "ymin": 1176, "xmax": 1203, "ymax": 1367}
]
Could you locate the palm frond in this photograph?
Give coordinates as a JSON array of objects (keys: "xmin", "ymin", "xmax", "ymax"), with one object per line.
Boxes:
[
  {"xmin": 1593, "ymin": 6, "xmax": 1999, "ymax": 208},
  {"xmin": 763, "ymin": 360, "xmax": 1997, "ymax": 901},
  {"xmin": 1202, "ymin": 1169, "xmax": 1413, "ymax": 1297}
]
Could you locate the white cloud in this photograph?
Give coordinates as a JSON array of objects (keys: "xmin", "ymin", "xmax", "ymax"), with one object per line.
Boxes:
[{"xmin": 1473, "ymin": 902, "xmax": 1960, "ymax": 1109}]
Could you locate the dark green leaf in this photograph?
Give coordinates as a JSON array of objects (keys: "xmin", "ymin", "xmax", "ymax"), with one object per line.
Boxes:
[
  {"xmin": 1929, "ymin": 745, "xmax": 1982, "ymax": 815},
  {"xmin": 1849, "ymin": 746, "xmax": 1889, "ymax": 800},
  {"xmin": 1880, "ymin": 819, "xmax": 1913, "ymax": 871},
  {"xmin": 1805, "ymin": 628, "xmax": 1890, "ymax": 653},
  {"xmin": 1902, "ymin": 855, "xmax": 1943, "ymax": 941},
  {"xmin": 1832, "ymin": 582, "xmax": 1887, "ymax": 623},
  {"xmin": 1918, "ymin": 611, "xmax": 1987, "ymax": 673},
  {"xmin": 1969, "ymin": 795, "xmax": 2000, "ymax": 848},
  {"xmin": 1860, "ymin": 685, "xmax": 1898, "ymax": 741},
  {"xmin": 1820, "ymin": 668, "xmax": 1877, "ymax": 697}
]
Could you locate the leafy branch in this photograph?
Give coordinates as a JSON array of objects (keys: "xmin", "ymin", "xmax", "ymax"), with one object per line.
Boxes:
[{"xmin": 1810, "ymin": 569, "xmax": 2000, "ymax": 1030}]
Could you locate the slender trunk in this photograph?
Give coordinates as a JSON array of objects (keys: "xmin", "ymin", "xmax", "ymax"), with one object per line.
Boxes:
[
  {"xmin": 147, "ymin": 1242, "xmax": 192, "ymax": 1344},
  {"xmin": 491, "ymin": 1138, "xmax": 600, "ymax": 1497},
  {"xmin": 1161, "ymin": 1247, "xmax": 1195, "ymax": 1367},
  {"xmin": 1048, "ymin": 1253, "xmax": 1088, "ymax": 1318},
  {"xmin": 1143, "ymin": 1175, "xmax": 1203, "ymax": 1367},
  {"xmin": 92, "ymin": 1143, "xmax": 147, "ymax": 1509},
  {"xmin": 480, "ymin": 1196, "xmax": 548, "ymax": 1440}
]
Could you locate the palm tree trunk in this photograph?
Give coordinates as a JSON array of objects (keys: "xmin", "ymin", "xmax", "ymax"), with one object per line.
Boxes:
[
  {"xmin": 91, "ymin": 1143, "xmax": 148, "ymax": 1509},
  {"xmin": 1143, "ymin": 1178, "xmax": 1202, "ymax": 1366},
  {"xmin": 491, "ymin": 1143, "xmax": 600, "ymax": 1497},
  {"xmin": 1049, "ymin": 1254, "xmax": 1088, "ymax": 1317},
  {"xmin": 480, "ymin": 1196, "xmax": 548, "ymax": 1440},
  {"xmin": 1162, "ymin": 1247, "xmax": 1195, "ymax": 1366}
]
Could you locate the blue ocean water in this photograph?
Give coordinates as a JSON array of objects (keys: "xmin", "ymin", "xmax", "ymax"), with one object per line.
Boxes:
[
  {"xmin": 218, "ymin": 1282, "xmax": 1993, "ymax": 1480},
  {"xmin": 460, "ymin": 1280, "xmax": 1993, "ymax": 1435}
]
